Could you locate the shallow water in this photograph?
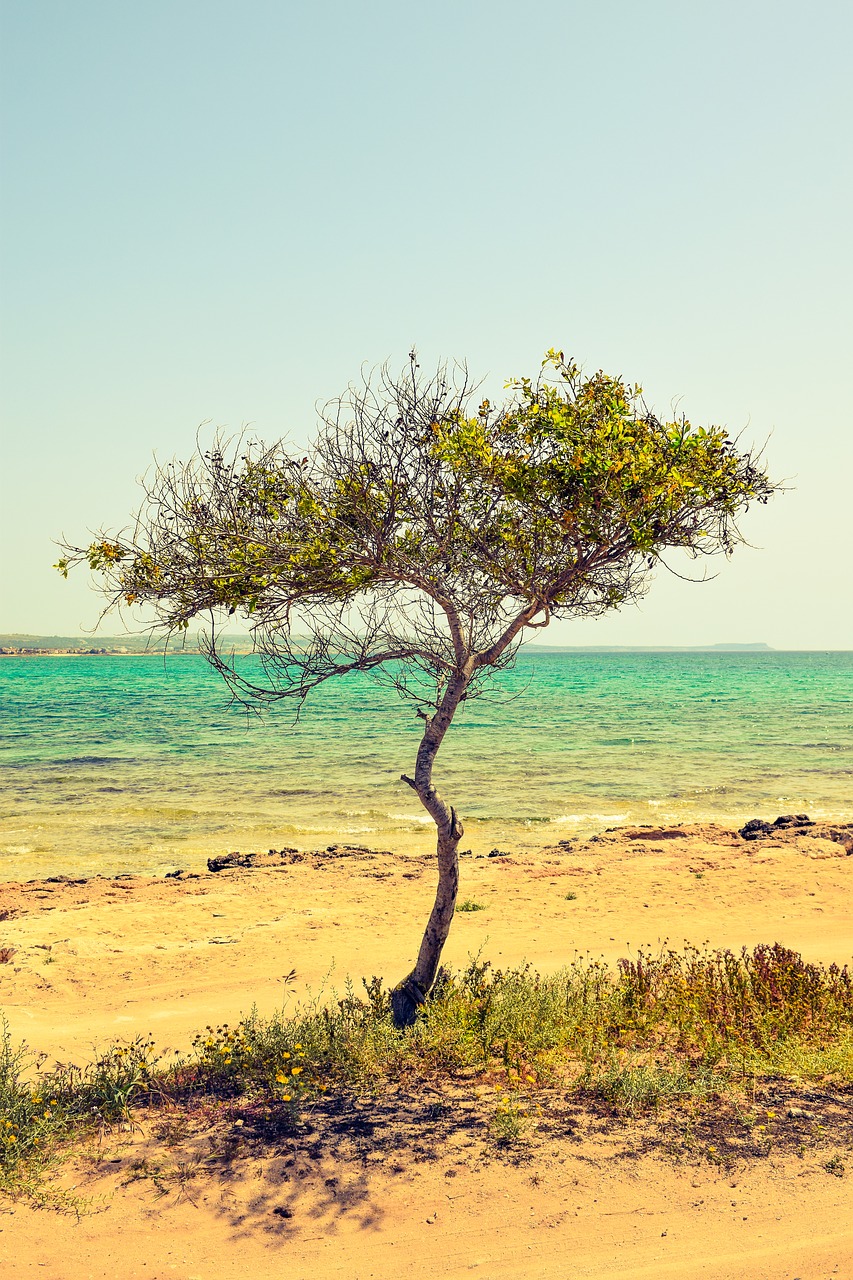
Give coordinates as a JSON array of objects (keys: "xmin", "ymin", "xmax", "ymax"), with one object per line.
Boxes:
[{"xmin": 0, "ymin": 651, "xmax": 850, "ymax": 878}]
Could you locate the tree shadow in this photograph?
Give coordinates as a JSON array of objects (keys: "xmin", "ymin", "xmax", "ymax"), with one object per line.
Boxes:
[
  {"xmin": 102, "ymin": 1087, "xmax": 507, "ymax": 1245},
  {"xmin": 77, "ymin": 1078, "xmax": 853, "ymax": 1245}
]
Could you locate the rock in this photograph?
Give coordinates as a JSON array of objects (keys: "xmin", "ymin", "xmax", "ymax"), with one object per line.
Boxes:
[
  {"xmin": 739, "ymin": 819, "xmax": 773, "ymax": 841},
  {"xmin": 321, "ymin": 844, "xmax": 391, "ymax": 859},
  {"xmin": 207, "ymin": 852, "xmax": 254, "ymax": 872},
  {"xmin": 207, "ymin": 848, "xmax": 301, "ymax": 873},
  {"xmin": 826, "ymin": 829, "xmax": 853, "ymax": 855},
  {"xmin": 739, "ymin": 815, "xmax": 812, "ymax": 841},
  {"xmin": 618, "ymin": 827, "xmax": 688, "ymax": 841}
]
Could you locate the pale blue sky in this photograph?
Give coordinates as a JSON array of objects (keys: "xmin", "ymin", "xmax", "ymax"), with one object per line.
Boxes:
[{"xmin": 2, "ymin": 0, "xmax": 851, "ymax": 646}]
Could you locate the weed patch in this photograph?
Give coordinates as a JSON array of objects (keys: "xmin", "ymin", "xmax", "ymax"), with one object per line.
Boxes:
[{"xmin": 3, "ymin": 944, "xmax": 853, "ymax": 1201}]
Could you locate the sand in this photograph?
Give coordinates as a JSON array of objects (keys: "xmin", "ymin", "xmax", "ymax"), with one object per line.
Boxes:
[{"xmin": 1, "ymin": 820, "xmax": 852, "ymax": 1278}]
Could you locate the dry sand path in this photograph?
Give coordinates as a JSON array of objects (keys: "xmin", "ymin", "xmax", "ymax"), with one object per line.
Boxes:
[{"xmin": 2, "ymin": 821, "xmax": 852, "ymax": 1278}]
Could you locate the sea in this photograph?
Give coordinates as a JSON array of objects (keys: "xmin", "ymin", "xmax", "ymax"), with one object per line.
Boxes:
[{"xmin": 0, "ymin": 651, "xmax": 850, "ymax": 880}]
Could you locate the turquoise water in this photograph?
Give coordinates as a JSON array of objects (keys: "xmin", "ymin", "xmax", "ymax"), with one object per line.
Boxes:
[{"xmin": 0, "ymin": 652, "xmax": 850, "ymax": 878}]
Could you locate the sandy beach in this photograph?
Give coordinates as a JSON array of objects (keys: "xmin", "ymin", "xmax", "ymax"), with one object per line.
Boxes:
[
  {"xmin": 2, "ymin": 819, "xmax": 853, "ymax": 1063},
  {"xmin": 1, "ymin": 818, "xmax": 852, "ymax": 1277}
]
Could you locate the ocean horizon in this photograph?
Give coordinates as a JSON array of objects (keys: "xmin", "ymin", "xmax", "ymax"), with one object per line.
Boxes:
[{"xmin": 1, "ymin": 649, "xmax": 851, "ymax": 880}]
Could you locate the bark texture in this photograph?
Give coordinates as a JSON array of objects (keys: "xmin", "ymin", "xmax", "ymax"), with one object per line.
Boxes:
[{"xmin": 390, "ymin": 671, "xmax": 468, "ymax": 1027}]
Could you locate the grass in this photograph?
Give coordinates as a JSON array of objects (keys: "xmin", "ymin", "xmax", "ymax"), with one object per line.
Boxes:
[
  {"xmin": 456, "ymin": 899, "xmax": 486, "ymax": 913},
  {"xmin": 2, "ymin": 943, "xmax": 852, "ymax": 1198}
]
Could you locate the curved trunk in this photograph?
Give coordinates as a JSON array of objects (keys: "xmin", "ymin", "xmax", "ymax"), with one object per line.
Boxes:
[{"xmin": 390, "ymin": 670, "xmax": 469, "ymax": 1028}]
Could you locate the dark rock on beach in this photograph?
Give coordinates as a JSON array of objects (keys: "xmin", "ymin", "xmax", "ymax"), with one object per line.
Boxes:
[
  {"xmin": 207, "ymin": 848, "xmax": 302, "ymax": 873},
  {"xmin": 740, "ymin": 815, "xmax": 813, "ymax": 840},
  {"xmin": 737, "ymin": 815, "xmax": 853, "ymax": 854},
  {"xmin": 739, "ymin": 819, "xmax": 773, "ymax": 840},
  {"xmin": 206, "ymin": 843, "xmax": 394, "ymax": 873}
]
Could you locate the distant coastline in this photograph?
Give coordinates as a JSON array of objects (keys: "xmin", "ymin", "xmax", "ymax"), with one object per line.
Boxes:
[
  {"xmin": 3, "ymin": 635, "xmax": 848, "ymax": 656},
  {"xmin": 0, "ymin": 637, "xmax": 774, "ymax": 657},
  {"xmin": 0, "ymin": 633, "xmax": 251, "ymax": 656},
  {"xmin": 0, "ymin": 643, "xmax": 206, "ymax": 657},
  {"xmin": 0, "ymin": 646, "xmax": 204, "ymax": 657},
  {"xmin": 0, "ymin": 650, "xmax": 203, "ymax": 657}
]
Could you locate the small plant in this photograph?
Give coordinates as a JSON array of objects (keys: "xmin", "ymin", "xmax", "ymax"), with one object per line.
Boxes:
[
  {"xmin": 456, "ymin": 900, "xmax": 485, "ymax": 913},
  {"xmin": 490, "ymin": 1091, "xmax": 528, "ymax": 1146},
  {"xmin": 150, "ymin": 1113, "xmax": 192, "ymax": 1147},
  {"xmin": 581, "ymin": 1057, "xmax": 723, "ymax": 1114},
  {"xmin": 189, "ymin": 1019, "xmax": 311, "ymax": 1116},
  {"xmin": 564, "ymin": 892, "xmax": 577, "ymax": 901},
  {"xmin": 81, "ymin": 1035, "xmax": 161, "ymax": 1122},
  {"xmin": 0, "ymin": 948, "xmax": 15, "ymax": 965},
  {"xmin": 0, "ymin": 1020, "xmax": 68, "ymax": 1185},
  {"xmin": 824, "ymin": 1155, "xmax": 846, "ymax": 1177}
]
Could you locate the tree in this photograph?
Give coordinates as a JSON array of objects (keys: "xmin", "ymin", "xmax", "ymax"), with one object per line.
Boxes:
[{"xmin": 57, "ymin": 350, "xmax": 776, "ymax": 1025}]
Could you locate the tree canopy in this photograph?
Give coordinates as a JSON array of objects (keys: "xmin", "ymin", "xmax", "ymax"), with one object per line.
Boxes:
[{"xmin": 58, "ymin": 350, "xmax": 776, "ymax": 1023}]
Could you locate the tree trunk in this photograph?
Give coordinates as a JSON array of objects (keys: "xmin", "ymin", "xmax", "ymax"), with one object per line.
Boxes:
[{"xmin": 390, "ymin": 670, "xmax": 469, "ymax": 1028}]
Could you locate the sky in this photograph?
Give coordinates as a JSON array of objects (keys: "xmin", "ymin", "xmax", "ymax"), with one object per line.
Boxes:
[{"xmin": 1, "ymin": 0, "xmax": 851, "ymax": 648}]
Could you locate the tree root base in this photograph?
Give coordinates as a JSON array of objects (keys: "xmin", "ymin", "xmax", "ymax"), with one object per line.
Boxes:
[{"xmin": 390, "ymin": 976, "xmax": 427, "ymax": 1029}]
